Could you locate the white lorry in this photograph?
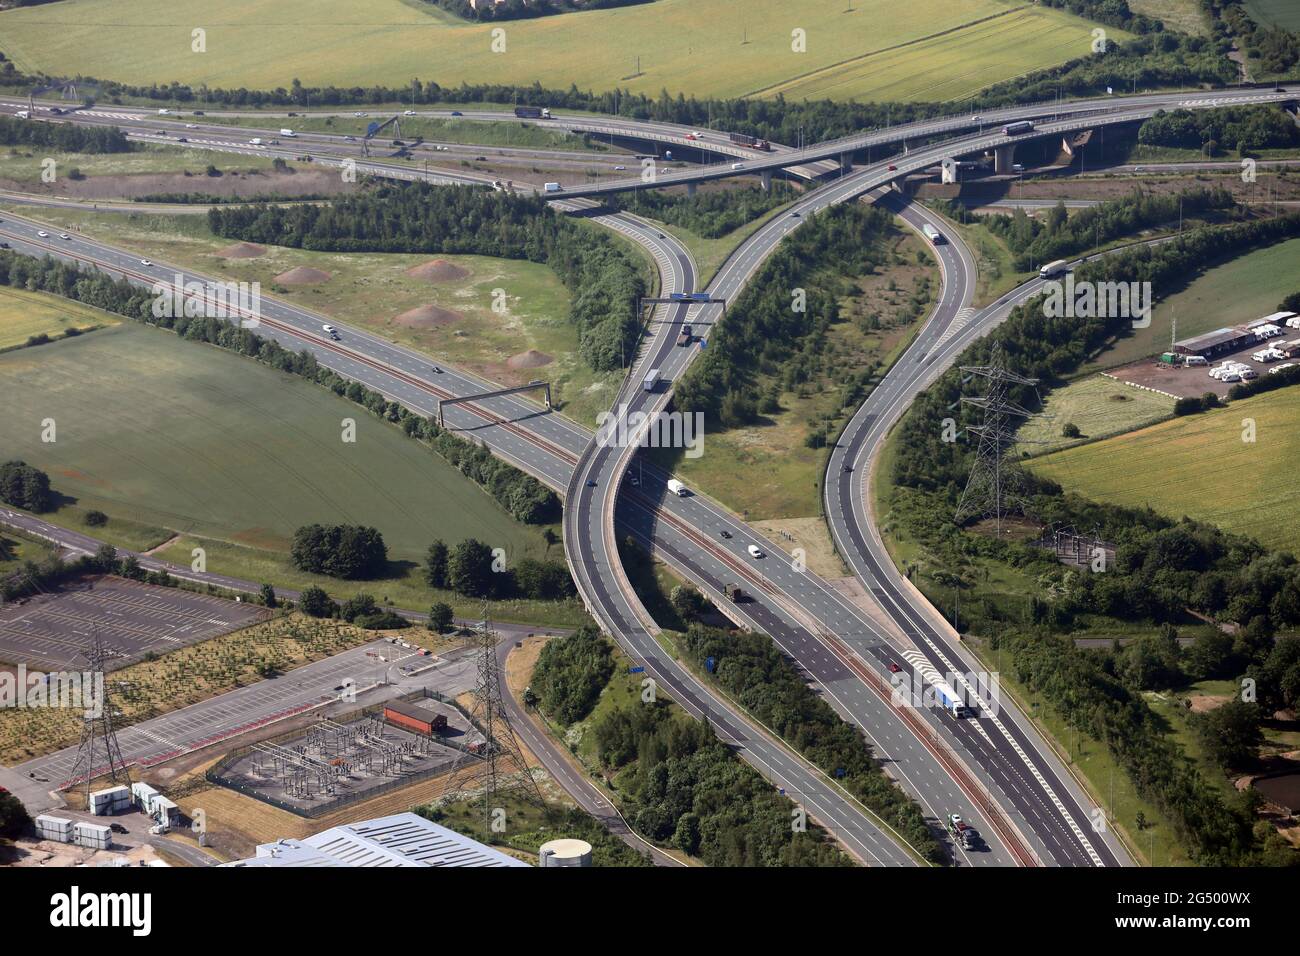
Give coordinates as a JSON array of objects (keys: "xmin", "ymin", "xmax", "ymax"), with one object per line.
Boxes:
[
  {"xmin": 921, "ymin": 223, "xmax": 944, "ymax": 244},
  {"xmin": 280, "ymin": 128, "xmax": 297, "ymax": 137},
  {"xmin": 543, "ymin": 182, "xmax": 563, "ymax": 193},
  {"xmin": 666, "ymin": 479, "xmax": 688, "ymax": 497}
]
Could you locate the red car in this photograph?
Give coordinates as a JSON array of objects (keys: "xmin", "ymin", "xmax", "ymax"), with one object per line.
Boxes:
[
  {"xmin": 888, "ymin": 662, "xmax": 902, "ymax": 673},
  {"xmin": 887, "ymin": 164, "xmax": 898, "ymax": 171}
]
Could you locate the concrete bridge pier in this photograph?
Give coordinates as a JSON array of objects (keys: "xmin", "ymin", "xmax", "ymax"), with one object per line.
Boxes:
[
  {"xmin": 839, "ymin": 152, "xmax": 853, "ymax": 174},
  {"xmin": 760, "ymin": 169, "xmax": 773, "ymax": 191},
  {"xmin": 993, "ymin": 143, "xmax": 1016, "ymax": 173},
  {"xmin": 687, "ymin": 181, "xmax": 698, "ymax": 196}
]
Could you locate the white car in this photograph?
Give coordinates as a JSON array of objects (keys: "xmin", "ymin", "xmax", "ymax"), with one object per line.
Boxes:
[
  {"xmin": 322, "ymin": 323, "xmax": 339, "ymax": 338},
  {"xmin": 747, "ymin": 544, "xmax": 764, "ymax": 559},
  {"xmin": 59, "ymin": 233, "xmax": 71, "ymax": 240},
  {"xmin": 37, "ymin": 230, "xmax": 49, "ymax": 238},
  {"xmin": 185, "ymin": 123, "xmax": 198, "ymax": 129},
  {"xmin": 731, "ymin": 162, "xmax": 744, "ymax": 170},
  {"xmin": 354, "ymin": 111, "xmax": 367, "ymax": 117},
  {"xmin": 614, "ymin": 165, "xmax": 626, "ymax": 171}
]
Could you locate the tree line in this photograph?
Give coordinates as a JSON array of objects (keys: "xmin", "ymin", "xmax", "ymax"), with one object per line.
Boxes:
[
  {"xmin": 206, "ymin": 183, "xmax": 645, "ymax": 373},
  {"xmin": 606, "ymin": 183, "xmax": 796, "ymax": 239},
  {"xmin": 674, "ymin": 202, "xmax": 896, "ymax": 428},
  {"xmin": 1138, "ymin": 104, "xmax": 1300, "ymax": 154},
  {"xmin": 975, "ymin": 187, "xmax": 1238, "ymax": 272},
  {"xmin": 431, "ymin": 0, "xmax": 653, "ymax": 20},
  {"xmin": 0, "ymin": 114, "xmax": 129, "ymax": 153},
  {"xmin": 0, "ymin": 249, "xmax": 560, "ymax": 526},
  {"xmin": 529, "ymin": 629, "xmax": 853, "ymax": 865},
  {"xmin": 679, "ymin": 623, "xmax": 947, "ymax": 862},
  {"xmin": 423, "ymin": 537, "xmax": 574, "ymax": 601}
]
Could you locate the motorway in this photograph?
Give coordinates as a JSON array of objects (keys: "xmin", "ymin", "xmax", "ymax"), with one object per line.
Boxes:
[{"xmin": 6, "ymin": 86, "xmax": 1285, "ymax": 864}]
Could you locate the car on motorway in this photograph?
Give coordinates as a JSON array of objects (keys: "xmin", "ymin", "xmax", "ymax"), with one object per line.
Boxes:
[
  {"xmin": 354, "ymin": 111, "xmax": 367, "ymax": 117},
  {"xmin": 685, "ymin": 132, "xmax": 698, "ymax": 140},
  {"xmin": 450, "ymin": 110, "xmax": 463, "ymax": 117},
  {"xmin": 0, "ymin": 242, "xmax": 9, "ymax": 249},
  {"xmin": 887, "ymin": 164, "xmax": 898, "ymax": 171},
  {"xmin": 731, "ymin": 162, "xmax": 744, "ymax": 169},
  {"xmin": 791, "ymin": 211, "xmax": 800, "ymax": 217},
  {"xmin": 747, "ymin": 544, "xmax": 764, "ymax": 559},
  {"xmin": 192, "ymin": 110, "xmax": 204, "ymax": 116},
  {"xmin": 888, "ymin": 662, "xmax": 902, "ymax": 673},
  {"xmin": 404, "ymin": 109, "xmax": 416, "ymax": 115},
  {"xmin": 59, "ymin": 233, "xmax": 71, "ymax": 240},
  {"xmin": 176, "ymin": 136, "xmax": 187, "ymax": 142},
  {"xmin": 140, "ymin": 258, "xmax": 153, "ymax": 266},
  {"xmin": 585, "ymin": 479, "xmax": 597, "ymax": 488},
  {"xmin": 614, "ymin": 165, "xmax": 626, "ymax": 170},
  {"xmin": 157, "ymin": 108, "xmax": 170, "ymax": 115},
  {"xmin": 719, "ymin": 530, "xmax": 732, "ymax": 539},
  {"xmin": 37, "ymin": 230, "xmax": 49, "ymax": 237},
  {"xmin": 626, "ymin": 471, "xmax": 639, "ymax": 486},
  {"xmin": 322, "ymin": 323, "xmax": 339, "ymax": 339},
  {"xmin": 431, "ymin": 365, "xmax": 443, "ymax": 374}
]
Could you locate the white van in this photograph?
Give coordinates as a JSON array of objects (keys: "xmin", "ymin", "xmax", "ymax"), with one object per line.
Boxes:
[
  {"xmin": 1184, "ymin": 355, "xmax": 1207, "ymax": 367},
  {"xmin": 543, "ymin": 182, "xmax": 563, "ymax": 193},
  {"xmin": 747, "ymin": 544, "xmax": 765, "ymax": 559},
  {"xmin": 731, "ymin": 162, "xmax": 745, "ymax": 170},
  {"xmin": 280, "ymin": 128, "xmax": 296, "ymax": 137},
  {"xmin": 322, "ymin": 324, "xmax": 339, "ymax": 339},
  {"xmin": 248, "ymin": 137, "xmax": 263, "ymax": 146}
]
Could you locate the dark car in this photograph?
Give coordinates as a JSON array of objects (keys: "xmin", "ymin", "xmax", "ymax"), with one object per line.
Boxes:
[
  {"xmin": 431, "ymin": 365, "xmax": 443, "ymax": 374},
  {"xmin": 719, "ymin": 530, "xmax": 733, "ymax": 539},
  {"xmin": 110, "ymin": 823, "xmax": 128, "ymax": 834},
  {"xmin": 888, "ymin": 662, "xmax": 902, "ymax": 673},
  {"xmin": 450, "ymin": 110, "xmax": 463, "ymax": 117},
  {"xmin": 585, "ymin": 479, "xmax": 597, "ymax": 488},
  {"xmin": 192, "ymin": 110, "xmax": 204, "ymax": 116}
]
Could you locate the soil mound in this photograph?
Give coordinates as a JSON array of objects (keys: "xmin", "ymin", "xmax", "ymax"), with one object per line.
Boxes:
[
  {"xmin": 405, "ymin": 259, "xmax": 470, "ymax": 283},
  {"xmin": 216, "ymin": 242, "xmax": 266, "ymax": 259},
  {"xmin": 394, "ymin": 305, "xmax": 462, "ymax": 328},
  {"xmin": 507, "ymin": 349, "xmax": 553, "ymax": 369},
  {"xmin": 274, "ymin": 266, "xmax": 331, "ymax": 285}
]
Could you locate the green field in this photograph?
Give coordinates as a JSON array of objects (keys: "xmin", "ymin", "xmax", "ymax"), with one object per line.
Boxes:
[
  {"xmin": 0, "ymin": 144, "xmax": 285, "ymax": 184},
  {"xmin": 1129, "ymin": 0, "xmax": 1209, "ymax": 35},
  {"xmin": 0, "ymin": 286, "xmax": 118, "ymax": 350},
  {"xmin": 0, "ymin": 0, "xmax": 1117, "ymax": 104},
  {"xmin": 1081, "ymin": 237, "xmax": 1300, "ymax": 373},
  {"xmin": 1017, "ymin": 374, "xmax": 1175, "ymax": 455},
  {"xmin": 0, "ymin": 322, "xmax": 582, "ymax": 621},
  {"xmin": 1244, "ymin": 0, "xmax": 1300, "ymax": 31},
  {"xmin": 1030, "ymin": 388, "xmax": 1300, "ymax": 557}
]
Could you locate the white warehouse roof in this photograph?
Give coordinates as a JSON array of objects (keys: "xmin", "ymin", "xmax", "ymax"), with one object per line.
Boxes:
[{"xmin": 225, "ymin": 812, "xmax": 528, "ymax": 868}]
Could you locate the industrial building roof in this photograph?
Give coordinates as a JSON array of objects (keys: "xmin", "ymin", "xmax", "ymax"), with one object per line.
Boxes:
[
  {"xmin": 1175, "ymin": 327, "xmax": 1252, "ymax": 351},
  {"xmin": 226, "ymin": 812, "xmax": 528, "ymax": 868},
  {"xmin": 383, "ymin": 699, "xmax": 439, "ymax": 723}
]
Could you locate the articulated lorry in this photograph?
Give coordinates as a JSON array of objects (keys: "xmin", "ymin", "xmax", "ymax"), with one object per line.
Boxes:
[
  {"xmin": 728, "ymin": 131, "xmax": 771, "ymax": 151},
  {"xmin": 514, "ymin": 106, "xmax": 552, "ymax": 119},
  {"xmin": 677, "ymin": 324, "xmax": 693, "ymax": 346}
]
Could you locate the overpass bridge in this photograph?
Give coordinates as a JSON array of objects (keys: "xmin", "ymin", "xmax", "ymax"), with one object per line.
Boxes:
[{"xmin": 539, "ymin": 87, "xmax": 1296, "ymax": 199}]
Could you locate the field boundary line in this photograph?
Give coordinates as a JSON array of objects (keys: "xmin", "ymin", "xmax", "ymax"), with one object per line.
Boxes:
[{"xmin": 741, "ymin": 6, "xmax": 1031, "ymax": 100}]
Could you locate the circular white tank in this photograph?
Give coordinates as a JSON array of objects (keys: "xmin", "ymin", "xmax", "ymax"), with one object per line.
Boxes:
[{"xmin": 538, "ymin": 838, "xmax": 592, "ymax": 867}]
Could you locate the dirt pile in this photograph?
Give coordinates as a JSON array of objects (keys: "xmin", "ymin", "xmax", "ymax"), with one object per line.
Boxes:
[
  {"xmin": 507, "ymin": 349, "xmax": 553, "ymax": 369},
  {"xmin": 216, "ymin": 242, "xmax": 266, "ymax": 259},
  {"xmin": 394, "ymin": 305, "xmax": 462, "ymax": 328},
  {"xmin": 405, "ymin": 259, "xmax": 470, "ymax": 283},
  {"xmin": 273, "ymin": 266, "xmax": 331, "ymax": 285}
]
